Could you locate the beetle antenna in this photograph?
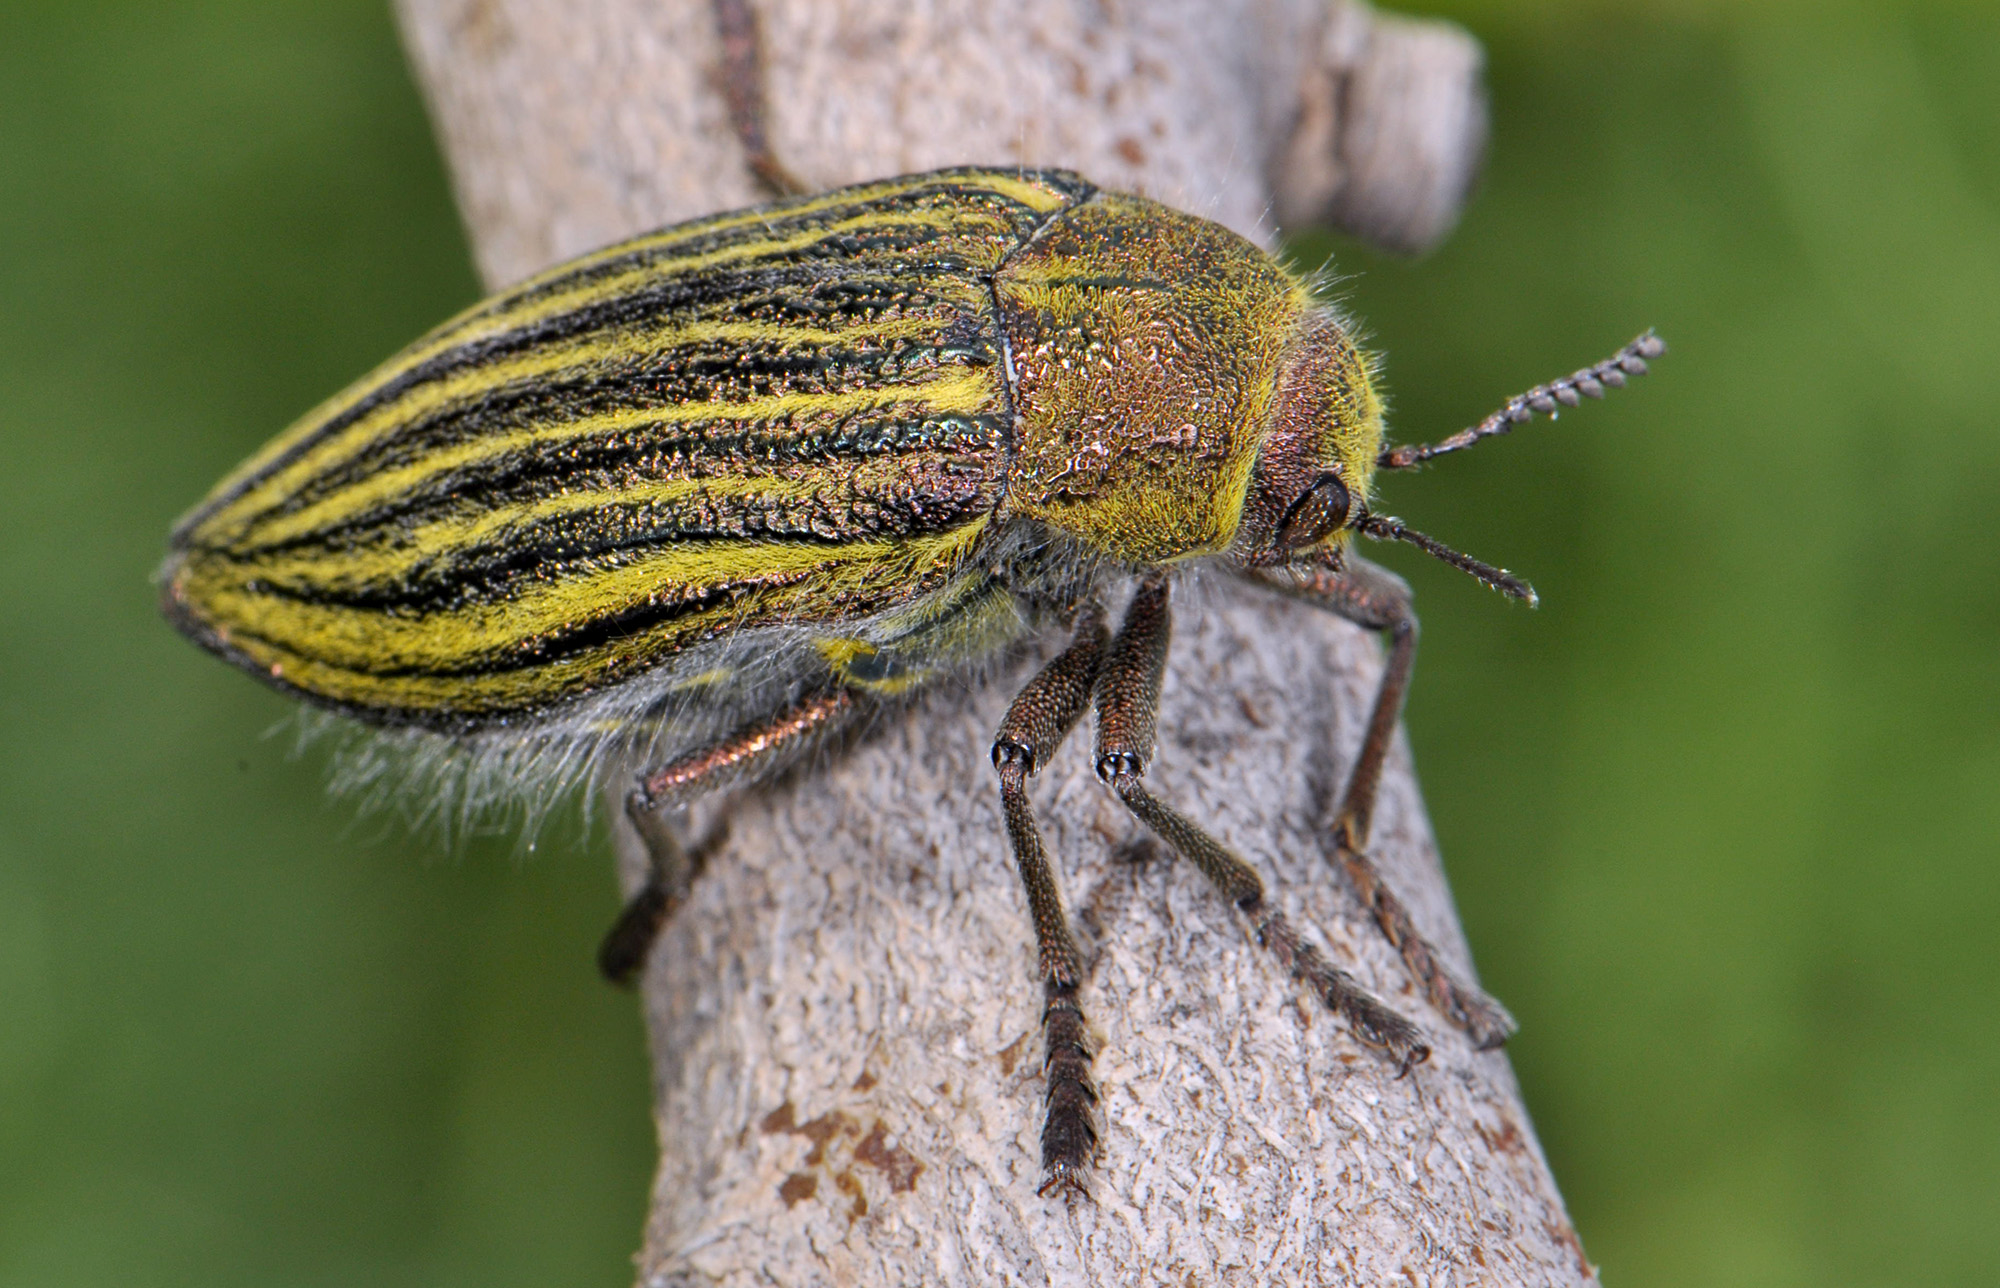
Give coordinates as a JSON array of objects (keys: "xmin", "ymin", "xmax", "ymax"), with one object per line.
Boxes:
[
  {"xmin": 1378, "ymin": 331, "xmax": 1665, "ymax": 471},
  {"xmin": 1356, "ymin": 512, "xmax": 1538, "ymax": 605}
]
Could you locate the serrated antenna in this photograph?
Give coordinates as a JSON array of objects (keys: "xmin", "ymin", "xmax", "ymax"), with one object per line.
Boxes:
[
  {"xmin": 1378, "ymin": 331, "xmax": 1666, "ymax": 471},
  {"xmin": 1354, "ymin": 511, "xmax": 1538, "ymax": 605}
]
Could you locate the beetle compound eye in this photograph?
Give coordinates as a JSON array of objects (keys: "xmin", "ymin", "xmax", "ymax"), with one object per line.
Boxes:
[{"xmin": 1275, "ymin": 472, "xmax": 1352, "ymax": 550}]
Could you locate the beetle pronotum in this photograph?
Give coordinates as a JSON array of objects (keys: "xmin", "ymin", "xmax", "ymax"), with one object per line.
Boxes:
[{"xmin": 162, "ymin": 167, "xmax": 1660, "ymax": 1195}]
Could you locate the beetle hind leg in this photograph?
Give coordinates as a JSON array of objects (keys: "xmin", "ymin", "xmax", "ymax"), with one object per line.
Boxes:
[
  {"xmin": 598, "ymin": 794, "xmax": 719, "ymax": 985},
  {"xmin": 1093, "ymin": 576, "xmax": 1431, "ymax": 1074},
  {"xmin": 602, "ymin": 689, "xmax": 860, "ymax": 986}
]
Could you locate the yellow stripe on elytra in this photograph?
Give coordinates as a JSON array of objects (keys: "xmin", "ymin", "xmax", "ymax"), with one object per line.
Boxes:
[
  {"xmin": 215, "ymin": 635, "xmax": 625, "ymax": 718},
  {"xmin": 478, "ymin": 170, "xmax": 1061, "ymax": 305},
  {"xmin": 959, "ymin": 173, "xmax": 1076, "ymax": 213},
  {"xmin": 236, "ymin": 474, "xmax": 821, "ymax": 592},
  {"xmin": 191, "ymin": 518, "xmax": 990, "ymax": 692},
  {"xmin": 222, "ymin": 365, "xmax": 998, "ymax": 549},
  {"xmin": 483, "ymin": 179, "xmax": 946, "ymax": 296},
  {"xmin": 426, "ymin": 203, "xmax": 1009, "ymax": 360},
  {"xmin": 195, "ymin": 170, "xmax": 1070, "ymax": 520},
  {"xmin": 201, "ymin": 287, "xmax": 989, "ymax": 543},
  {"xmin": 195, "ymin": 204, "xmax": 1016, "ymax": 520}
]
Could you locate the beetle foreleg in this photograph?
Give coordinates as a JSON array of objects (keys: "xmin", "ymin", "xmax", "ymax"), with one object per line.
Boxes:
[
  {"xmin": 1243, "ymin": 556, "xmax": 1517, "ymax": 1049},
  {"xmin": 991, "ymin": 604, "xmax": 1108, "ymax": 1198},
  {"xmin": 1095, "ymin": 577, "xmax": 1432, "ymax": 1074}
]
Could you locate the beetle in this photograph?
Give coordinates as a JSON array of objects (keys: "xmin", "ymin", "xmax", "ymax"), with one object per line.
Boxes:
[{"xmin": 161, "ymin": 166, "xmax": 1660, "ymax": 1196}]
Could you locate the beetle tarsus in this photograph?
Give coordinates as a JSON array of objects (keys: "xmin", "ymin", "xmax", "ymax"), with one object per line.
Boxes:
[
  {"xmin": 1038, "ymin": 986, "xmax": 1099, "ymax": 1198},
  {"xmin": 598, "ymin": 879, "xmax": 672, "ymax": 987},
  {"xmin": 1333, "ymin": 831, "xmax": 1518, "ymax": 1049},
  {"xmin": 599, "ymin": 795, "xmax": 702, "ymax": 987},
  {"xmin": 601, "ymin": 694, "xmax": 856, "ymax": 984},
  {"xmin": 991, "ymin": 610, "xmax": 1109, "ymax": 1195},
  {"xmin": 1252, "ymin": 898, "xmax": 1432, "ymax": 1072}
]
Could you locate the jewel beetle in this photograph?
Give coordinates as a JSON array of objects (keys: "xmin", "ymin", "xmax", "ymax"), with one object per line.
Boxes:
[{"xmin": 162, "ymin": 166, "xmax": 1661, "ymax": 1195}]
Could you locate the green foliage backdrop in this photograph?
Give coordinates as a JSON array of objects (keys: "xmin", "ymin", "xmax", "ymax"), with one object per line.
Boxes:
[{"xmin": 2, "ymin": 3, "xmax": 1993, "ymax": 1284}]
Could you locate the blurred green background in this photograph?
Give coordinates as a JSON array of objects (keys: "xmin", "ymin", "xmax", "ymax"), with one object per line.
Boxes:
[{"xmin": 1, "ymin": 1, "xmax": 1993, "ymax": 1284}]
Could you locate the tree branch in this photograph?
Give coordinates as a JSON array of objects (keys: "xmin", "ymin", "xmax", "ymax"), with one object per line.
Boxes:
[{"xmin": 393, "ymin": 1, "xmax": 1595, "ymax": 1282}]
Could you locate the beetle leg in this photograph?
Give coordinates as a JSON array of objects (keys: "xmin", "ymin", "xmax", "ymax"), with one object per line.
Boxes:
[
  {"xmin": 601, "ymin": 689, "xmax": 860, "ymax": 985},
  {"xmin": 991, "ymin": 604, "xmax": 1109, "ymax": 1198},
  {"xmin": 598, "ymin": 801, "xmax": 734, "ymax": 986},
  {"xmin": 1243, "ymin": 555, "xmax": 1517, "ymax": 1049},
  {"xmin": 710, "ymin": 0, "xmax": 806, "ymax": 196},
  {"xmin": 1095, "ymin": 576, "xmax": 1432, "ymax": 1075}
]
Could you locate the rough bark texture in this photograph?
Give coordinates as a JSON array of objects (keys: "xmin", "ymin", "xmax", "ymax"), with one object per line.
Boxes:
[{"xmin": 392, "ymin": 2, "xmax": 1595, "ymax": 1283}]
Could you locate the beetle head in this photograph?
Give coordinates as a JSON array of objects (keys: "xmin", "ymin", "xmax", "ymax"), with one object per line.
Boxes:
[
  {"xmin": 1237, "ymin": 328, "xmax": 1664, "ymax": 604},
  {"xmin": 1235, "ymin": 311, "xmax": 1381, "ymax": 566},
  {"xmin": 1233, "ymin": 312, "xmax": 1537, "ymax": 602}
]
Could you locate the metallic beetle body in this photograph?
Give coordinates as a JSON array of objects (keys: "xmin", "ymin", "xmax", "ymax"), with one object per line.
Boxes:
[
  {"xmin": 163, "ymin": 168, "xmax": 1380, "ymax": 746},
  {"xmin": 163, "ymin": 165, "xmax": 1659, "ymax": 1196}
]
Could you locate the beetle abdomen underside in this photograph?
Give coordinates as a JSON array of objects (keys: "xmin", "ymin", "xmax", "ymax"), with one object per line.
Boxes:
[{"xmin": 165, "ymin": 169, "xmax": 1095, "ymax": 728}]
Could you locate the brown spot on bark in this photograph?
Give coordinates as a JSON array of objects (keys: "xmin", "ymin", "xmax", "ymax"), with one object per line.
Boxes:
[
  {"xmin": 451, "ymin": 0, "xmax": 514, "ymax": 59},
  {"xmin": 834, "ymin": 1169, "xmax": 867, "ymax": 1217},
  {"xmin": 854, "ymin": 1120, "xmax": 924, "ymax": 1193},
  {"xmin": 1547, "ymin": 1219, "xmax": 1595, "ymax": 1278},
  {"xmin": 1476, "ymin": 1117, "xmax": 1526, "ymax": 1155},
  {"xmin": 1116, "ymin": 136, "xmax": 1147, "ymax": 166},
  {"xmin": 763, "ymin": 1101, "xmax": 857, "ymax": 1163},
  {"xmin": 798, "ymin": 1111, "xmax": 849, "ymax": 1166},
  {"xmin": 778, "ymin": 1171, "xmax": 818, "ymax": 1207},
  {"xmin": 997, "ymin": 1032, "xmax": 1031, "ymax": 1078}
]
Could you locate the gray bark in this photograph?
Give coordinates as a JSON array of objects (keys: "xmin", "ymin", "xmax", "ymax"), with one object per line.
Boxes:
[{"xmin": 392, "ymin": 2, "xmax": 1595, "ymax": 1283}]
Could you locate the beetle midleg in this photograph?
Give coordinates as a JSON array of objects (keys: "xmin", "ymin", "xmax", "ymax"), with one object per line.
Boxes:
[
  {"xmin": 1243, "ymin": 555, "xmax": 1516, "ymax": 1049},
  {"xmin": 600, "ymin": 688, "xmax": 861, "ymax": 985},
  {"xmin": 1094, "ymin": 576, "xmax": 1432, "ymax": 1074},
  {"xmin": 990, "ymin": 604, "xmax": 1108, "ymax": 1198}
]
